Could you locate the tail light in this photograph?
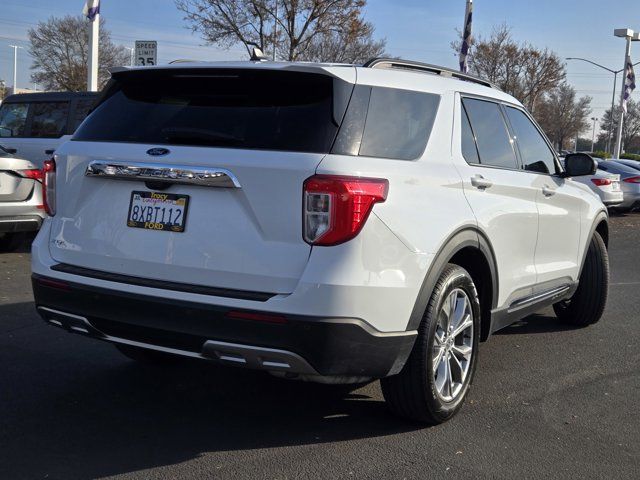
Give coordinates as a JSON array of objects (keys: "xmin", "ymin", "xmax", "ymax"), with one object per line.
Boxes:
[
  {"xmin": 623, "ymin": 176, "xmax": 640, "ymax": 184},
  {"xmin": 43, "ymin": 158, "xmax": 56, "ymax": 216},
  {"xmin": 591, "ymin": 178, "xmax": 612, "ymax": 186},
  {"xmin": 17, "ymin": 169, "xmax": 44, "ymax": 181},
  {"xmin": 303, "ymin": 175, "xmax": 388, "ymax": 246}
]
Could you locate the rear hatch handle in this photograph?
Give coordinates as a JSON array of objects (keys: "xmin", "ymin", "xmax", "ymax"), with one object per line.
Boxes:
[{"xmin": 85, "ymin": 161, "xmax": 241, "ymax": 188}]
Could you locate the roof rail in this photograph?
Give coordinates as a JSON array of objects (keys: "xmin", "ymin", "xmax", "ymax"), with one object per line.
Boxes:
[{"xmin": 363, "ymin": 58, "xmax": 498, "ymax": 90}]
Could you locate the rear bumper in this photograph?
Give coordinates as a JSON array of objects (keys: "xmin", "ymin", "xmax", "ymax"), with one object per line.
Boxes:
[
  {"xmin": 32, "ymin": 274, "xmax": 417, "ymax": 380},
  {"xmin": 0, "ymin": 214, "xmax": 43, "ymax": 233}
]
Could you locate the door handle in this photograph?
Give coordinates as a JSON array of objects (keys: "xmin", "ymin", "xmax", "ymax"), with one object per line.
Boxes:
[
  {"xmin": 471, "ymin": 175, "xmax": 493, "ymax": 190},
  {"xmin": 45, "ymin": 149, "xmax": 55, "ymax": 155},
  {"xmin": 542, "ymin": 185, "xmax": 556, "ymax": 197}
]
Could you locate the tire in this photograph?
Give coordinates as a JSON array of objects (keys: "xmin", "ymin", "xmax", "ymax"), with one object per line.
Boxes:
[
  {"xmin": 553, "ymin": 231, "xmax": 609, "ymax": 327},
  {"xmin": 115, "ymin": 344, "xmax": 183, "ymax": 365},
  {"xmin": 0, "ymin": 232, "xmax": 25, "ymax": 253},
  {"xmin": 381, "ymin": 264, "xmax": 481, "ymax": 424}
]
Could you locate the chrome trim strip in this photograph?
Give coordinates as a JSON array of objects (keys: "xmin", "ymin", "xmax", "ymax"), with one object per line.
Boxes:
[
  {"xmin": 37, "ymin": 306, "xmax": 319, "ymax": 374},
  {"xmin": 508, "ymin": 285, "xmax": 571, "ymax": 313},
  {"xmin": 85, "ymin": 161, "xmax": 241, "ymax": 188}
]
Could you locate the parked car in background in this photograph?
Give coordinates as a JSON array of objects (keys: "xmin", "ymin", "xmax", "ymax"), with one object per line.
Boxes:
[
  {"xmin": 597, "ymin": 160, "xmax": 640, "ymax": 212},
  {"xmin": 559, "ymin": 157, "xmax": 623, "ymax": 207},
  {"xmin": 0, "ymin": 91, "xmax": 98, "ymax": 165},
  {"xmin": 614, "ymin": 158, "xmax": 640, "ymax": 172},
  {"xmin": 0, "ymin": 144, "xmax": 46, "ymax": 251}
]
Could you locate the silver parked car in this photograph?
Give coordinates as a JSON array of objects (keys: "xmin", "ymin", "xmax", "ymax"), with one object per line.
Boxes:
[
  {"xmin": 559, "ymin": 157, "xmax": 623, "ymax": 207},
  {"xmin": 0, "ymin": 145, "xmax": 46, "ymax": 251},
  {"xmin": 596, "ymin": 160, "xmax": 640, "ymax": 212}
]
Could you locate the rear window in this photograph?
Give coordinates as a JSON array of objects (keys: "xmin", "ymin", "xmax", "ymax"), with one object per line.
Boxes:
[
  {"xmin": 74, "ymin": 69, "xmax": 347, "ymax": 154},
  {"xmin": 30, "ymin": 101, "xmax": 70, "ymax": 138}
]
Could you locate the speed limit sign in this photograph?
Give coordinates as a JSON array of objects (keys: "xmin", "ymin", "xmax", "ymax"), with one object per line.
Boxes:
[{"xmin": 134, "ymin": 41, "xmax": 157, "ymax": 66}]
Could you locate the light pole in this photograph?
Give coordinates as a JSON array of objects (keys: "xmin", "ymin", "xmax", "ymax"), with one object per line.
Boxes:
[
  {"xmin": 124, "ymin": 47, "xmax": 135, "ymax": 66},
  {"xmin": 613, "ymin": 29, "xmax": 640, "ymax": 159},
  {"xmin": 9, "ymin": 45, "xmax": 23, "ymax": 94},
  {"xmin": 591, "ymin": 117, "xmax": 598, "ymax": 152},
  {"xmin": 566, "ymin": 57, "xmax": 640, "ymax": 154}
]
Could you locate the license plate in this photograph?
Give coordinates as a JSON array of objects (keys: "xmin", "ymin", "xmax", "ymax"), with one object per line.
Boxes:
[
  {"xmin": 612, "ymin": 182, "xmax": 621, "ymax": 192},
  {"xmin": 127, "ymin": 191, "xmax": 189, "ymax": 232}
]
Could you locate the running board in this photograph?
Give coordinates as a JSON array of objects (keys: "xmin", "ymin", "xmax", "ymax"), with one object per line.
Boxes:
[
  {"xmin": 489, "ymin": 282, "xmax": 577, "ymax": 334},
  {"xmin": 36, "ymin": 306, "xmax": 318, "ymax": 375}
]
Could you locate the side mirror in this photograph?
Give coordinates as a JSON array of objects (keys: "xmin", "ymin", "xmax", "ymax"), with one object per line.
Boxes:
[{"xmin": 562, "ymin": 153, "xmax": 597, "ymax": 177}]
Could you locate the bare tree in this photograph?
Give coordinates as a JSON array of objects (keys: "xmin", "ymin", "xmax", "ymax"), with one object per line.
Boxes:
[
  {"xmin": 175, "ymin": 0, "xmax": 386, "ymax": 62},
  {"xmin": 28, "ymin": 15, "xmax": 129, "ymax": 91},
  {"xmin": 453, "ymin": 24, "xmax": 565, "ymax": 112},
  {"xmin": 535, "ymin": 84, "xmax": 591, "ymax": 151},
  {"xmin": 597, "ymin": 99, "xmax": 640, "ymax": 154}
]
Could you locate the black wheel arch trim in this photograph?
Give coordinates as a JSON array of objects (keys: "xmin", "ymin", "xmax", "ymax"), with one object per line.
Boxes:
[
  {"xmin": 579, "ymin": 210, "xmax": 609, "ymax": 278},
  {"xmin": 406, "ymin": 226, "xmax": 499, "ymax": 339}
]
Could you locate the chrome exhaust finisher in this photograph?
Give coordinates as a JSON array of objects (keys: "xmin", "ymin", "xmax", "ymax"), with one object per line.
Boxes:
[{"xmin": 36, "ymin": 306, "xmax": 319, "ymax": 375}]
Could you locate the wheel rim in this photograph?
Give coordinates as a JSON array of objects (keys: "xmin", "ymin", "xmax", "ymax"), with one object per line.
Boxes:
[{"xmin": 432, "ymin": 288, "xmax": 474, "ymax": 402}]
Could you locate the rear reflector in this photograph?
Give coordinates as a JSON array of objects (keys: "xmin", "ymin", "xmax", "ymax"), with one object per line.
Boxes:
[
  {"xmin": 303, "ymin": 175, "xmax": 388, "ymax": 246},
  {"xmin": 36, "ymin": 277, "xmax": 70, "ymax": 291},
  {"xmin": 226, "ymin": 310, "xmax": 288, "ymax": 324},
  {"xmin": 591, "ymin": 178, "xmax": 612, "ymax": 186},
  {"xmin": 623, "ymin": 176, "xmax": 640, "ymax": 184}
]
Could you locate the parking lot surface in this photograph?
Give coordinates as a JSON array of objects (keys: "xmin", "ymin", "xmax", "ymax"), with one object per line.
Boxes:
[{"xmin": 1, "ymin": 214, "xmax": 639, "ymax": 480}]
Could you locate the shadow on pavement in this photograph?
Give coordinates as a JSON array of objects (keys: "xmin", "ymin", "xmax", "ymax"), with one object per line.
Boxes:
[
  {"xmin": 495, "ymin": 313, "xmax": 579, "ymax": 335},
  {"xmin": 0, "ymin": 301, "xmax": 418, "ymax": 479}
]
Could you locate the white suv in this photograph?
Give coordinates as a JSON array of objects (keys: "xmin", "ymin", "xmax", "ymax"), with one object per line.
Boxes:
[{"xmin": 31, "ymin": 59, "xmax": 609, "ymax": 424}]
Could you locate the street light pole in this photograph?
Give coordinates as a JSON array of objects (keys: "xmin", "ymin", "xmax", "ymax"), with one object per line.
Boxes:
[
  {"xmin": 9, "ymin": 45, "xmax": 22, "ymax": 94},
  {"xmin": 613, "ymin": 29, "xmax": 640, "ymax": 159},
  {"xmin": 591, "ymin": 117, "xmax": 598, "ymax": 151},
  {"xmin": 124, "ymin": 47, "xmax": 134, "ymax": 66}
]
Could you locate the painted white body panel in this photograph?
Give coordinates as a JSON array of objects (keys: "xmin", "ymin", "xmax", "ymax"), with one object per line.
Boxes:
[
  {"xmin": 0, "ymin": 135, "xmax": 69, "ymax": 167},
  {"xmin": 32, "ymin": 61, "xmax": 608, "ymax": 334}
]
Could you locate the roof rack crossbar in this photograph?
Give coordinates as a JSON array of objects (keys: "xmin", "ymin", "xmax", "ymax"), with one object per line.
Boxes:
[{"xmin": 363, "ymin": 58, "xmax": 498, "ymax": 90}]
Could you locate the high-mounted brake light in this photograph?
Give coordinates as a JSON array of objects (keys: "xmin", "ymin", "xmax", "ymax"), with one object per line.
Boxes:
[
  {"xmin": 591, "ymin": 178, "xmax": 612, "ymax": 186},
  {"xmin": 303, "ymin": 175, "xmax": 388, "ymax": 246},
  {"xmin": 623, "ymin": 176, "xmax": 640, "ymax": 184},
  {"xmin": 42, "ymin": 158, "xmax": 56, "ymax": 216}
]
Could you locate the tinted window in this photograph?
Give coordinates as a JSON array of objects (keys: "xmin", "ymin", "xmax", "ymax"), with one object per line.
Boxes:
[
  {"xmin": 462, "ymin": 98, "xmax": 518, "ymax": 169},
  {"xmin": 31, "ymin": 102, "xmax": 70, "ymax": 138},
  {"xmin": 358, "ymin": 87, "xmax": 439, "ymax": 160},
  {"xmin": 75, "ymin": 70, "xmax": 344, "ymax": 153},
  {"xmin": 71, "ymin": 98, "xmax": 96, "ymax": 131},
  {"xmin": 461, "ymin": 105, "xmax": 480, "ymax": 164},
  {"xmin": 0, "ymin": 103, "xmax": 28, "ymax": 138},
  {"xmin": 506, "ymin": 107, "xmax": 556, "ymax": 174}
]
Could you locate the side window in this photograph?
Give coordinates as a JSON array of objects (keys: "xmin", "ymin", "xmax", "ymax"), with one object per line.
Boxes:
[
  {"xmin": 505, "ymin": 107, "xmax": 557, "ymax": 174},
  {"xmin": 0, "ymin": 103, "xmax": 29, "ymax": 138},
  {"xmin": 358, "ymin": 87, "xmax": 440, "ymax": 160},
  {"xmin": 460, "ymin": 104, "xmax": 480, "ymax": 164},
  {"xmin": 462, "ymin": 98, "xmax": 518, "ymax": 169},
  {"xmin": 30, "ymin": 102, "xmax": 70, "ymax": 138},
  {"xmin": 71, "ymin": 98, "xmax": 96, "ymax": 132}
]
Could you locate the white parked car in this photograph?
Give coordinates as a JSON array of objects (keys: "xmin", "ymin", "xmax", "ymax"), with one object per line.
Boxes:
[
  {"xmin": 559, "ymin": 159, "xmax": 623, "ymax": 207},
  {"xmin": 0, "ymin": 145, "xmax": 46, "ymax": 251},
  {"xmin": 31, "ymin": 59, "xmax": 610, "ymax": 424}
]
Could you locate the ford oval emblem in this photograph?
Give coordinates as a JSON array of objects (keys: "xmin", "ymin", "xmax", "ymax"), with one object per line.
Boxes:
[{"xmin": 147, "ymin": 148, "xmax": 170, "ymax": 156}]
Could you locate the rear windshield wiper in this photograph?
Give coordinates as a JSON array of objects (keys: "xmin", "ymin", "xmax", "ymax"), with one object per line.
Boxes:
[{"xmin": 161, "ymin": 127, "xmax": 244, "ymax": 146}]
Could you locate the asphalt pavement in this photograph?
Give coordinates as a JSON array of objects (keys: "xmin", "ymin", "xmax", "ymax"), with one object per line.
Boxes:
[{"xmin": 1, "ymin": 214, "xmax": 639, "ymax": 480}]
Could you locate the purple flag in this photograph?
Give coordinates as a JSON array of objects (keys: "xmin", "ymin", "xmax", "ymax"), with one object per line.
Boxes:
[
  {"xmin": 459, "ymin": 0, "xmax": 473, "ymax": 73},
  {"xmin": 622, "ymin": 56, "xmax": 636, "ymax": 113},
  {"xmin": 83, "ymin": 0, "xmax": 100, "ymax": 21}
]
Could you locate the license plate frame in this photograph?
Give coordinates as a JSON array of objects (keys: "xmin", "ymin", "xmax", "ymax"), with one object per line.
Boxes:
[{"xmin": 126, "ymin": 190, "xmax": 190, "ymax": 232}]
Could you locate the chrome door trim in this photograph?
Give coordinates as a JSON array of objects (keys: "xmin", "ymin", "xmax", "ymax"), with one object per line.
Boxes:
[
  {"xmin": 507, "ymin": 284, "xmax": 572, "ymax": 313},
  {"xmin": 85, "ymin": 161, "xmax": 241, "ymax": 188}
]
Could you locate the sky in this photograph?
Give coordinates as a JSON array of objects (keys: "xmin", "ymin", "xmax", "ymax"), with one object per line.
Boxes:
[{"xmin": 1, "ymin": 0, "xmax": 639, "ymax": 134}]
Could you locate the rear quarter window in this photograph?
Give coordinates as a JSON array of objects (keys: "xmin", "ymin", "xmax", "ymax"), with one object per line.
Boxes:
[
  {"xmin": 334, "ymin": 86, "xmax": 440, "ymax": 160},
  {"xmin": 0, "ymin": 103, "xmax": 29, "ymax": 138}
]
